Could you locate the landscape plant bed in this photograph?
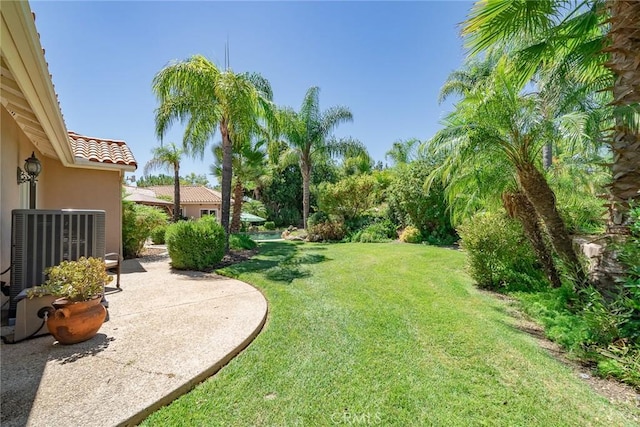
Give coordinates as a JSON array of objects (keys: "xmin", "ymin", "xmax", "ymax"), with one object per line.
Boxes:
[{"xmin": 143, "ymin": 242, "xmax": 639, "ymax": 426}]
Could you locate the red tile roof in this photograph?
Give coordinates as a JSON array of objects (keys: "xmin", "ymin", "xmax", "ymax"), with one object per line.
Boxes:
[
  {"xmin": 148, "ymin": 185, "xmax": 223, "ymax": 204},
  {"xmin": 68, "ymin": 131, "xmax": 137, "ymax": 168}
]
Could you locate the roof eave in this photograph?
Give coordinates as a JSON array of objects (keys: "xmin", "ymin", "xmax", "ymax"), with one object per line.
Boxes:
[
  {"xmin": 1, "ymin": 2, "xmax": 74, "ymax": 165},
  {"xmin": 72, "ymin": 158, "xmax": 137, "ymax": 173}
]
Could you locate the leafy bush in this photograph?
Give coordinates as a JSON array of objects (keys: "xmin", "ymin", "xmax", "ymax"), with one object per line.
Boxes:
[
  {"xmin": 264, "ymin": 221, "xmax": 276, "ymax": 230},
  {"xmin": 230, "ymin": 234, "xmax": 258, "ymax": 250},
  {"xmin": 307, "ymin": 211, "xmax": 330, "ymax": 229},
  {"xmin": 350, "ymin": 219, "xmax": 397, "ymax": 243},
  {"xmin": 511, "ymin": 206, "xmax": 640, "ymax": 388},
  {"xmin": 261, "ymin": 165, "xmax": 303, "ymax": 227},
  {"xmin": 399, "ymin": 226, "xmax": 422, "ymax": 244},
  {"xmin": 518, "ymin": 284, "xmax": 640, "ymax": 388},
  {"xmin": 122, "ymin": 201, "xmax": 169, "ymax": 258},
  {"xmin": 165, "ymin": 216, "xmax": 225, "ymax": 270},
  {"xmin": 457, "ymin": 211, "xmax": 547, "ymax": 292},
  {"xmin": 29, "ymin": 257, "xmax": 112, "ymax": 302},
  {"xmin": 316, "ymin": 174, "xmax": 378, "ymax": 221},
  {"xmin": 150, "ymin": 225, "xmax": 167, "ymax": 245},
  {"xmin": 276, "ymin": 206, "xmax": 303, "ymax": 228},
  {"xmin": 613, "ymin": 203, "xmax": 640, "ymax": 345},
  {"xmin": 387, "ymin": 160, "xmax": 457, "ymax": 244},
  {"xmin": 549, "ymin": 163, "xmax": 608, "ymax": 234},
  {"xmin": 596, "ymin": 344, "xmax": 640, "ymax": 387},
  {"xmin": 307, "ymin": 221, "xmax": 346, "ymax": 242}
]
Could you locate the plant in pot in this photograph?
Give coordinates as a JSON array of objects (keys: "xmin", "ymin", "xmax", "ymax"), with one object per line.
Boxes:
[{"xmin": 28, "ymin": 256, "xmax": 112, "ymax": 344}]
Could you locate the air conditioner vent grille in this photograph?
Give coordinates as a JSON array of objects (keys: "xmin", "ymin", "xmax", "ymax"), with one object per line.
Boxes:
[{"xmin": 9, "ymin": 209, "xmax": 106, "ymax": 316}]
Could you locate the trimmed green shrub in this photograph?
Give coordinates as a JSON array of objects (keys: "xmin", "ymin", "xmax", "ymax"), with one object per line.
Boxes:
[
  {"xmin": 165, "ymin": 217, "xmax": 225, "ymax": 270},
  {"xmin": 351, "ymin": 219, "xmax": 397, "ymax": 243},
  {"xmin": 307, "ymin": 221, "xmax": 346, "ymax": 242},
  {"xmin": 230, "ymin": 234, "xmax": 258, "ymax": 250},
  {"xmin": 264, "ymin": 221, "xmax": 276, "ymax": 230},
  {"xmin": 122, "ymin": 201, "xmax": 169, "ymax": 258},
  {"xmin": 399, "ymin": 226, "xmax": 422, "ymax": 244},
  {"xmin": 150, "ymin": 225, "xmax": 167, "ymax": 245},
  {"xmin": 457, "ymin": 211, "xmax": 546, "ymax": 292}
]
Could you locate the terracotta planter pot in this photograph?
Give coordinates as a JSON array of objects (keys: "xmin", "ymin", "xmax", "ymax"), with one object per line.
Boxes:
[{"xmin": 46, "ymin": 297, "xmax": 107, "ymax": 345}]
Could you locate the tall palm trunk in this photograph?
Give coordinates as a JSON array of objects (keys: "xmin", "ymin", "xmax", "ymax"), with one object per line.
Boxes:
[
  {"xmin": 542, "ymin": 143, "xmax": 552, "ymax": 170},
  {"xmin": 503, "ymin": 191, "xmax": 562, "ymax": 287},
  {"xmin": 220, "ymin": 117, "xmax": 233, "ymax": 252},
  {"xmin": 516, "ymin": 163, "xmax": 586, "ymax": 285},
  {"xmin": 173, "ymin": 165, "xmax": 181, "ymax": 222},
  {"xmin": 301, "ymin": 151, "xmax": 312, "ymax": 230},
  {"xmin": 604, "ymin": 0, "xmax": 640, "ymax": 232},
  {"xmin": 230, "ymin": 179, "xmax": 244, "ymax": 233}
]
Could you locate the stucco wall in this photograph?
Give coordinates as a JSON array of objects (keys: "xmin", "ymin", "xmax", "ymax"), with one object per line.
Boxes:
[
  {"xmin": 1, "ymin": 110, "xmax": 50, "ymax": 306},
  {"xmin": 1, "ymin": 108, "xmax": 36, "ymax": 305},
  {"xmin": 41, "ymin": 160, "xmax": 122, "ymax": 255},
  {"xmin": 1, "ymin": 107, "xmax": 124, "ymax": 310},
  {"xmin": 183, "ymin": 204, "xmax": 222, "ymax": 222}
]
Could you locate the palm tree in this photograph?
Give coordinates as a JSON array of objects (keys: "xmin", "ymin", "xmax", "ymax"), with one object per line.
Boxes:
[
  {"xmin": 462, "ymin": 0, "xmax": 640, "ymax": 232},
  {"xmin": 144, "ymin": 143, "xmax": 184, "ymax": 222},
  {"xmin": 278, "ymin": 86, "xmax": 364, "ymax": 229},
  {"xmin": 341, "ymin": 150, "xmax": 374, "ymax": 177},
  {"xmin": 152, "ymin": 55, "xmax": 274, "ymax": 251},
  {"xmin": 182, "ymin": 172, "xmax": 209, "ymax": 186},
  {"xmin": 385, "ymin": 138, "xmax": 422, "ymax": 166},
  {"xmin": 211, "ymin": 137, "xmax": 268, "ymax": 233},
  {"xmin": 430, "ymin": 68, "xmax": 587, "ymax": 284}
]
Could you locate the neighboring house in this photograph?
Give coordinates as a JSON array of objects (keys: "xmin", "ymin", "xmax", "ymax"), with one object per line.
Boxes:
[
  {"xmin": 144, "ymin": 185, "xmax": 226, "ymax": 222},
  {"xmin": 1, "ymin": 2, "xmax": 137, "ymax": 304},
  {"xmin": 123, "ymin": 186, "xmax": 173, "ymax": 215}
]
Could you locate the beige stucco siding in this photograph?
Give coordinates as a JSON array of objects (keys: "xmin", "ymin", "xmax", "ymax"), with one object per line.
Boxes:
[
  {"xmin": 1, "ymin": 109, "xmax": 45, "ymax": 306},
  {"xmin": 183, "ymin": 204, "xmax": 222, "ymax": 222},
  {"xmin": 41, "ymin": 160, "xmax": 122, "ymax": 254},
  {"xmin": 1, "ymin": 108, "xmax": 123, "ymax": 271},
  {"xmin": 1, "ymin": 108, "xmax": 35, "ymax": 296}
]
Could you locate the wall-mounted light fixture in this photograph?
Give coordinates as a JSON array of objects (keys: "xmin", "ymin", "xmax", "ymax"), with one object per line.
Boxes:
[{"xmin": 17, "ymin": 151, "xmax": 42, "ymax": 209}]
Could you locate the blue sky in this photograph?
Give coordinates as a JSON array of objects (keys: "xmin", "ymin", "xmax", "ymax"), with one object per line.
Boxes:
[{"xmin": 30, "ymin": 1, "xmax": 472, "ymax": 184}]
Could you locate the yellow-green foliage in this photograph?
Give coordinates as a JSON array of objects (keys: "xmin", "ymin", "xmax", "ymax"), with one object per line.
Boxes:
[
  {"xmin": 400, "ymin": 226, "xmax": 422, "ymax": 243},
  {"xmin": 458, "ymin": 211, "xmax": 546, "ymax": 291},
  {"xmin": 29, "ymin": 257, "xmax": 112, "ymax": 301},
  {"xmin": 307, "ymin": 221, "xmax": 346, "ymax": 242},
  {"xmin": 316, "ymin": 175, "xmax": 378, "ymax": 220}
]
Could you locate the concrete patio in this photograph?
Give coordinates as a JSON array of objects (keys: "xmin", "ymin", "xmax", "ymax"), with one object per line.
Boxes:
[{"xmin": 0, "ymin": 253, "xmax": 268, "ymax": 426}]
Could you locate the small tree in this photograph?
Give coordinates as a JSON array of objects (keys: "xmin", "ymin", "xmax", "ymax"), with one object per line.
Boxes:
[
  {"xmin": 144, "ymin": 143, "xmax": 184, "ymax": 222},
  {"xmin": 122, "ymin": 201, "xmax": 169, "ymax": 258},
  {"xmin": 316, "ymin": 174, "xmax": 378, "ymax": 222},
  {"xmin": 387, "ymin": 160, "xmax": 456, "ymax": 245}
]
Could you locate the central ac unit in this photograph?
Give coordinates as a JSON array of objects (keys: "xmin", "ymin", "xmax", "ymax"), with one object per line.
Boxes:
[{"xmin": 9, "ymin": 209, "xmax": 106, "ymax": 317}]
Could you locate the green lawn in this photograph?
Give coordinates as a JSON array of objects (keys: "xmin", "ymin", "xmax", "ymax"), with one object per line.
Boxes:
[{"xmin": 143, "ymin": 242, "xmax": 636, "ymax": 426}]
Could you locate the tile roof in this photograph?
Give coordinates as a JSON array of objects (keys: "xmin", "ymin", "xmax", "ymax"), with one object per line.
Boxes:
[
  {"xmin": 68, "ymin": 131, "xmax": 137, "ymax": 168},
  {"xmin": 123, "ymin": 186, "xmax": 173, "ymax": 206},
  {"xmin": 147, "ymin": 185, "xmax": 223, "ymax": 204}
]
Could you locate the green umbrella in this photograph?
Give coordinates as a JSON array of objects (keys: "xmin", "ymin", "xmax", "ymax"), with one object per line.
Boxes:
[{"xmin": 239, "ymin": 212, "xmax": 266, "ymax": 223}]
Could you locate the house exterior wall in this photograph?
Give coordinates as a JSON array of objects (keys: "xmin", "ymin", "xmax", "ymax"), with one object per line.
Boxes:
[
  {"xmin": 183, "ymin": 204, "xmax": 222, "ymax": 222},
  {"xmin": 42, "ymin": 159, "xmax": 122, "ymax": 255},
  {"xmin": 0, "ymin": 108, "xmax": 37, "ymax": 306},
  {"xmin": 1, "ymin": 108, "xmax": 123, "ymax": 310}
]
